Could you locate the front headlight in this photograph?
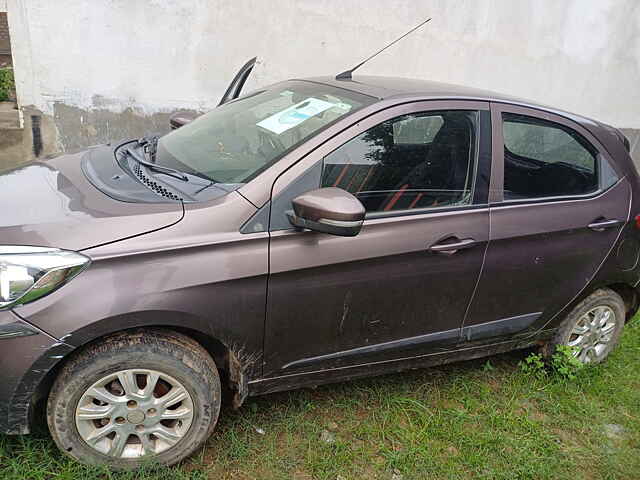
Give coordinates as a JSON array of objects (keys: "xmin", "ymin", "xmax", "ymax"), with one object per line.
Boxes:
[{"xmin": 0, "ymin": 246, "xmax": 90, "ymax": 309}]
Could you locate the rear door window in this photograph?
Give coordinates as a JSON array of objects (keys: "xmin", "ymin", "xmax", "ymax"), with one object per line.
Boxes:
[{"xmin": 502, "ymin": 113, "xmax": 601, "ymax": 200}]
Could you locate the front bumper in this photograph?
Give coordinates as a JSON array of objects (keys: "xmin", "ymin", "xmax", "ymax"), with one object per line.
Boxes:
[{"xmin": 0, "ymin": 310, "xmax": 73, "ymax": 434}]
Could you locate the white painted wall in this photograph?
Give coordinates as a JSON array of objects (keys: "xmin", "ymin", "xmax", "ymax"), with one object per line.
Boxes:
[{"xmin": 6, "ymin": 0, "xmax": 640, "ymax": 128}]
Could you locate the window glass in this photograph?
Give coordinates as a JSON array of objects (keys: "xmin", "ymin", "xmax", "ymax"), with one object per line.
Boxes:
[
  {"xmin": 321, "ymin": 111, "xmax": 478, "ymax": 213},
  {"xmin": 601, "ymin": 155, "xmax": 620, "ymax": 190},
  {"xmin": 393, "ymin": 115, "xmax": 444, "ymax": 145},
  {"xmin": 157, "ymin": 82, "xmax": 373, "ymax": 184},
  {"xmin": 503, "ymin": 113, "xmax": 599, "ymax": 199}
]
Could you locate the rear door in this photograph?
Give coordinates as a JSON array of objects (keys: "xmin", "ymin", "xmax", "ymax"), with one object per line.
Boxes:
[
  {"xmin": 463, "ymin": 103, "xmax": 630, "ymax": 339},
  {"xmin": 262, "ymin": 100, "xmax": 492, "ymax": 377}
]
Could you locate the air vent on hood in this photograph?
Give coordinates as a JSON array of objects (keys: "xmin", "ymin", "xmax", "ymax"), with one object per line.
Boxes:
[{"xmin": 132, "ymin": 163, "xmax": 183, "ymax": 201}]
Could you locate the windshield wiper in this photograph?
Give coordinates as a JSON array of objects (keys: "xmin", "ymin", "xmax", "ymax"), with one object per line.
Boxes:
[
  {"xmin": 122, "ymin": 144, "xmax": 189, "ymax": 182},
  {"xmin": 119, "ymin": 136, "xmax": 222, "ymax": 190},
  {"xmin": 138, "ymin": 135, "xmax": 159, "ymax": 163},
  {"xmin": 136, "ymin": 135, "xmax": 220, "ymax": 184}
]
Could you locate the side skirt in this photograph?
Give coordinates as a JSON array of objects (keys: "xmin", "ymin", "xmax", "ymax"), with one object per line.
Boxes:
[
  {"xmin": 280, "ymin": 313, "xmax": 541, "ymax": 372},
  {"xmin": 247, "ymin": 329, "xmax": 555, "ymax": 397}
]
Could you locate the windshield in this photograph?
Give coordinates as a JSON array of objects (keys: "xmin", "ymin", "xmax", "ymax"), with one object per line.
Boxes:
[{"xmin": 156, "ymin": 81, "xmax": 374, "ymax": 184}]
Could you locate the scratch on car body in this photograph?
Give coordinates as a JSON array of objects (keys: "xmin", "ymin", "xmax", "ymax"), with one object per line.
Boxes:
[{"xmin": 339, "ymin": 291, "xmax": 352, "ymax": 335}]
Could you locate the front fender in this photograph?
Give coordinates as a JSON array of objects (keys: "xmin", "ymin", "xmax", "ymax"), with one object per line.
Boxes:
[{"xmin": 13, "ymin": 249, "xmax": 267, "ymax": 380}]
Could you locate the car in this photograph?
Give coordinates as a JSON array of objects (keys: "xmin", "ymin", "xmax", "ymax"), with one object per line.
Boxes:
[{"xmin": 0, "ymin": 59, "xmax": 638, "ymax": 468}]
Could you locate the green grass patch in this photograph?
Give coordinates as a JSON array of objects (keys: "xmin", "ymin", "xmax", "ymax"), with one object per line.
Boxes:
[
  {"xmin": 2, "ymin": 318, "xmax": 639, "ymax": 479},
  {"xmin": 0, "ymin": 67, "xmax": 14, "ymax": 102}
]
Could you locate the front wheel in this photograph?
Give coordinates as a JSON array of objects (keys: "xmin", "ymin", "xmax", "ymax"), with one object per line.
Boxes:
[
  {"xmin": 544, "ymin": 288, "xmax": 626, "ymax": 364},
  {"xmin": 47, "ymin": 329, "xmax": 221, "ymax": 468}
]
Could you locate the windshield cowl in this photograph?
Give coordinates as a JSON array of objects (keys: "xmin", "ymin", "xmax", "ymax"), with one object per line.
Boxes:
[{"xmin": 81, "ymin": 143, "xmax": 243, "ymax": 204}]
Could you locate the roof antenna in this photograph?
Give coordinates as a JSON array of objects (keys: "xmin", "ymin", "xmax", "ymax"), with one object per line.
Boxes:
[{"xmin": 335, "ymin": 18, "xmax": 432, "ymax": 80}]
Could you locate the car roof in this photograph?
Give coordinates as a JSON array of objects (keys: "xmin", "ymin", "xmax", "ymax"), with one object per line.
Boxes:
[
  {"xmin": 302, "ymin": 75, "xmax": 519, "ymax": 102},
  {"xmin": 298, "ymin": 75, "xmax": 599, "ymax": 127},
  {"xmin": 284, "ymin": 75, "xmax": 633, "ymax": 179}
]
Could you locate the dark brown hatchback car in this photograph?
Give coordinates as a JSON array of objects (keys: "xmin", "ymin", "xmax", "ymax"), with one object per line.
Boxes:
[{"xmin": 1, "ymin": 71, "xmax": 638, "ymax": 467}]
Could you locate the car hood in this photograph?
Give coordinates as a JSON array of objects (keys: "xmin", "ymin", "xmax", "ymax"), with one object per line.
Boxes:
[{"xmin": 0, "ymin": 150, "xmax": 184, "ymax": 251}]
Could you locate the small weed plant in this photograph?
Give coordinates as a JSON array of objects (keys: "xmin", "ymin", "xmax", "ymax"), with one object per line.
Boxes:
[
  {"xmin": 550, "ymin": 344, "xmax": 584, "ymax": 380},
  {"xmin": 0, "ymin": 68, "xmax": 14, "ymax": 102},
  {"xmin": 520, "ymin": 345, "xmax": 583, "ymax": 381},
  {"xmin": 519, "ymin": 351, "xmax": 547, "ymax": 379}
]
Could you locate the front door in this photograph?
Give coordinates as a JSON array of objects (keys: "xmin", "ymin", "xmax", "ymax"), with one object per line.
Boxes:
[
  {"xmin": 463, "ymin": 103, "xmax": 630, "ymax": 339},
  {"xmin": 263, "ymin": 101, "xmax": 492, "ymax": 377}
]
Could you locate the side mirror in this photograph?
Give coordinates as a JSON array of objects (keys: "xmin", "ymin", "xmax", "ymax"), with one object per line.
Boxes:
[
  {"xmin": 169, "ymin": 111, "xmax": 199, "ymax": 130},
  {"xmin": 287, "ymin": 187, "xmax": 365, "ymax": 237}
]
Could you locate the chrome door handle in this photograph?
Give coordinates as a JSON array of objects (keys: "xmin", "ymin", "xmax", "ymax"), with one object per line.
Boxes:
[
  {"xmin": 587, "ymin": 219, "xmax": 622, "ymax": 231},
  {"xmin": 428, "ymin": 238, "xmax": 476, "ymax": 254}
]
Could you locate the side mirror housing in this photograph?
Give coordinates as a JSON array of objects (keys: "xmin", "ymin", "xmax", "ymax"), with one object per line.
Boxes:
[
  {"xmin": 169, "ymin": 111, "xmax": 199, "ymax": 130},
  {"xmin": 287, "ymin": 187, "xmax": 365, "ymax": 237}
]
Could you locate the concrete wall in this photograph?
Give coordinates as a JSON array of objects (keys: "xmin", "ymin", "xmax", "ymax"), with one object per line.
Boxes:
[{"xmin": 4, "ymin": 0, "xmax": 640, "ymax": 160}]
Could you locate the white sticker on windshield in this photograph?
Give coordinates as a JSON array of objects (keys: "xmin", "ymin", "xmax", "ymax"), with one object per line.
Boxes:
[{"xmin": 257, "ymin": 97, "xmax": 336, "ymax": 134}]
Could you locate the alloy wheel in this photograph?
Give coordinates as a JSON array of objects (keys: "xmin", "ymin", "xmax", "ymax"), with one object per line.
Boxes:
[
  {"xmin": 75, "ymin": 369, "xmax": 194, "ymax": 458},
  {"xmin": 567, "ymin": 305, "xmax": 618, "ymax": 364}
]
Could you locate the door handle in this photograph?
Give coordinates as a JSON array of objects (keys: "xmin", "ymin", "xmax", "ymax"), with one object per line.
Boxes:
[
  {"xmin": 587, "ymin": 219, "xmax": 623, "ymax": 232},
  {"xmin": 428, "ymin": 238, "xmax": 476, "ymax": 254}
]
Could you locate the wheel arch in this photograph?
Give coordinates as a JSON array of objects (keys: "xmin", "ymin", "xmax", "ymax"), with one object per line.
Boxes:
[
  {"xmin": 58, "ymin": 309, "xmax": 262, "ymax": 385},
  {"xmin": 605, "ymin": 282, "xmax": 639, "ymax": 321},
  {"xmin": 27, "ymin": 316, "xmax": 257, "ymax": 432},
  {"xmin": 555, "ymin": 282, "xmax": 639, "ymax": 329}
]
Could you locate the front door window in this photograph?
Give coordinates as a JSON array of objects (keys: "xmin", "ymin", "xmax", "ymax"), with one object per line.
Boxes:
[{"xmin": 321, "ymin": 111, "xmax": 479, "ymax": 213}]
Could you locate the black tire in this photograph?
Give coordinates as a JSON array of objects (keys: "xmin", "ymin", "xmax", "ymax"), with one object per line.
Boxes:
[
  {"xmin": 543, "ymin": 288, "xmax": 625, "ymax": 364},
  {"xmin": 47, "ymin": 329, "xmax": 221, "ymax": 469}
]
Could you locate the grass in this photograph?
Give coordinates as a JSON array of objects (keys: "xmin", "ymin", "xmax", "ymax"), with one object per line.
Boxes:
[
  {"xmin": 2, "ymin": 318, "xmax": 640, "ymax": 479},
  {"xmin": 0, "ymin": 67, "xmax": 14, "ymax": 102}
]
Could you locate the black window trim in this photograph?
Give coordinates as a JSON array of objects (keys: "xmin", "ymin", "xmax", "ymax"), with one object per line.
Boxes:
[
  {"xmin": 497, "ymin": 185, "xmax": 617, "ymax": 207},
  {"xmin": 364, "ymin": 202, "xmax": 488, "ymax": 221},
  {"xmin": 490, "ymin": 175, "xmax": 625, "ymax": 210}
]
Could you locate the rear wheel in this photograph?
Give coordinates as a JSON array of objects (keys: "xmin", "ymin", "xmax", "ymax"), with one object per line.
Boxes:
[
  {"xmin": 544, "ymin": 288, "xmax": 625, "ymax": 364},
  {"xmin": 47, "ymin": 329, "xmax": 221, "ymax": 468}
]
